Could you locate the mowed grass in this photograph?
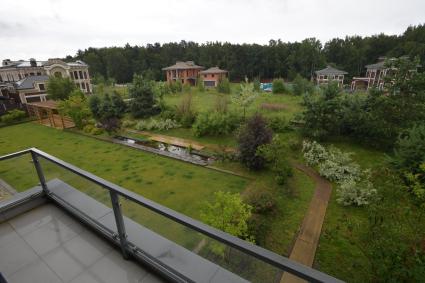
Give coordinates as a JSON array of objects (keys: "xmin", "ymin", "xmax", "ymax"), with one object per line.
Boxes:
[{"xmin": 0, "ymin": 123, "xmax": 248, "ymax": 220}]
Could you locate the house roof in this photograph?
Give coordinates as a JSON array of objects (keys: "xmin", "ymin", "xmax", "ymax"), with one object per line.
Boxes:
[
  {"xmin": 14, "ymin": 75, "xmax": 49, "ymax": 90},
  {"xmin": 199, "ymin": 67, "xmax": 228, "ymax": 74},
  {"xmin": 162, "ymin": 61, "xmax": 204, "ymax": 70},
  {"xmin": 365, "ymin": 61, "xmax": 386, "ymax": 70},
  {"xmin": 0, "ymin": 59, "xmax": 88, "ymax": 69},
  {"xmin": 315, "ymin": 66, "xmax": 348, "ymax": 76}
]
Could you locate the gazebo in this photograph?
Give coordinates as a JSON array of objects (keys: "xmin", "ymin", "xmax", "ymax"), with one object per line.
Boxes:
[
  {"xmin": 26, "ymin": 100, "xmax": 75, "ymax": 129},
  {"xmin": 315, "ymin": 66, "xmax": 348, "ymax": 87}
]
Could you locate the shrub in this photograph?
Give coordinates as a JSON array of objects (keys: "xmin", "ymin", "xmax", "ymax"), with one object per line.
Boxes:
[
  {"xmin": 192, "ymin": 112, "xmax": 241, "ymax": 137},
  {"xmin": 217, "ymin": 78, "xmax": 231, "ymax": 94},
  {"xmin": 253, "ymin": 78, "xmax": 261, "ymax": 92},
  {"xmin": 391, "ymin": 124, "xmax": 425, "ymax": 173},
  {"xmin": 175, "ymin": 93, "xmax": 196, "ymax": 127},
  {"xmin": 257, "ymin": 135, "xmax": 293, "ymax": 186},
  {"xmin": 244, "ymin": 189, "xmax": 276, "ymax": 214},
  {"xmin": 129, "ymin": 75, "xmax": 160, "ymax": 118},
  {"xmin": 214, "ymin": 95, "xmax": 229, "ymax": 113},
  {"xmin": 159, "ymin": 109, "xmax": 177, "ymax": 120},
  {"xmin": 89, "ymin": 92, "xmax": 125, "ymax": 133},
  {"xmin": 266, "ymin": 116, "xmax": 288, "ymax": 132},
  {"xmin": 302, "ymin": 140, "xmax": 328, "ymax": 167},
  {"xmin": 197, "ymin": 76, "xmax": 205, "ymax": 92},
  {"xmin": 337, "ymin": 171, "xmax": 377, "ymax": 206},
  {"xmin": 292, "ymin": 74, "xmax": 314, "ymax": 96},
  {"xmin": 1, "ymin": 109, "xmax": 26, "ymax": 124},
  {"xmin": 318, "ymin": 146, "xmax": 361, "ymax": 183},
  {"xmin": 121, "ymin": 119, "xmax": 136, "ymax": 128},
  {"xmin": 58, "ymin": 91, "xmax": 90, "ymax": 129},
  {"xmin": 170, "ymin": 80, "xmax": 183, "ymax": 93},
  {"xmin": 83, "ymin": 124, "xmax": 104, "ymax": 135},
  {"xmin": 272, "ymin": 78, "xmax": 287, "ymax": 94},
  {"xmin": 237, "ymin": 114, "xmax": 272, "ymax": 170},
  {"xmin": 135, "ymin": 118, "xmax": 180, "ymax": 131}
]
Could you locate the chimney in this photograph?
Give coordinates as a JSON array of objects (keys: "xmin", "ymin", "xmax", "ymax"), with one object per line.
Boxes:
[{"xmin": 29, "ymin": 58, "xmax": 37, "ymax": 67}]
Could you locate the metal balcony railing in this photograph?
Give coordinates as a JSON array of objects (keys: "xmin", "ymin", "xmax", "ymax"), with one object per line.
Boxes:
[{"xmin": 0, "ymin": 148, "xmax": 343, "ymax": 283}]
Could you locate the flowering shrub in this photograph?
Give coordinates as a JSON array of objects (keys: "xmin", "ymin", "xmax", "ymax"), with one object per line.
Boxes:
[
  {"xmin": 135, "ymin": 118, "xmax": 180, "ymax": 131},
  {"xmin": 303, "ymin": 140, "xmax": 376, "ymax": 206},
  {"xmin": 337, "ymin": 171, "xmax": 377, "ymax": 206}
]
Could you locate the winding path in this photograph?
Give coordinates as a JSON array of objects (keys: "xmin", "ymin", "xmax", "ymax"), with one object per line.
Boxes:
[{"xmin": 280, "ymin": 163, "xmax": 332, "ymax": 283}]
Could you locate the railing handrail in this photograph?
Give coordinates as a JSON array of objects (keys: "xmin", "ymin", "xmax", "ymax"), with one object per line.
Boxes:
[{"xmin": 0, "ymin": 148, "xmax": 343, "ymax": 283}]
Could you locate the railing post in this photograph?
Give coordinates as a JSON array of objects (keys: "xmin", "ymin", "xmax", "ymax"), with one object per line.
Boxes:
[
  {"xmin": 109, "ymin": 191, "xmax": 130, "ymax": 259},
  {"xmin": 30, "ymin": 151, "xmax": 49, "ymax": 195}
]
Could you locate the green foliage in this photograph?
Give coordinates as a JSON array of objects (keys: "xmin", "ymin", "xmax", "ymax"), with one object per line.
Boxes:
[
  {"xmin": 292, "ymin": 74, "xmax": 314, "ymax": 96},
  {"xmin": 213, "ymin": 95, "xmax": 229, "ymax": 113},
  {"xmin": 197, "ymin": 76, "xmax": 205, "ymax": 92},
  {"xmin": 58, "ymin": 90, "xmax": 90, "ymax": 129},
  {"xmin": 135, "ymin": 118, "xmax": 180, "ymax": 131},
  {"xmin": 82, "ymin": 124, "xmax": 104, "ymax": 135},
  {"xmin": 175, "ymin": 93, "xmax": 196, "ymax": 127},
  {"xmin": 272, "ymin": 79, "xmax": 287, "ymax": 94},
  {"xmin": 337, "ymin": 170, "xmax": 377, "ymax": 206},
  {"xmin": 129, "ymin": 75, "xmax": 159, "ymax": 118},
  {"xmin": 404, "ymin": 163, "xmax": 425, "ymax": 204},
  {"xmin": 244, "ymin": 189, "xmax": 276, "ymax": 214},
  {"xmin": 0, "ymin": 109, "xmax": 26, "ymax": 124},
  {"xmin": 192, "ymin": 112, "xmax": 241, "ymax": 137},
  {"xmin": 257, "ymin": 135, "xmax": 293, "ymax": 186},
  {"xmin": 232, "ymin": 81, "xmax": 257, "ymax": 118},
  {"xmin": 154, "ymin": 82, "xmax": 170, "ymax": 111},
  {"xmin": 392, "ymin": 124, "xmax": 425, "ymax": 173},
  {"xmin": 169, "ymin": 80, "xmax": 183, "ymax": 93},
  {"xmin": 200, "ymin": 191, "xmax": 254, "ymax": 241},
  {"xmin": 46, "ymin": 76, "xmax": 76, "ymax": 100},
  {"xmin": 217, "ymin": 77, "xmax": 231, "ymax": 94},
  {"xmin": 266, "ymin": 115, "xmax": 288, "ymax": 132},
  {"xmin": 89, "ymin": 92, "xmax": 126, "ymax": 133},
  {"xmin": 237, "ymin": 114, "xmax": 272, "ymax": 170},
  {"xmin": 253, "ymin": 78, "xmax": 261, "ymax": 92}
]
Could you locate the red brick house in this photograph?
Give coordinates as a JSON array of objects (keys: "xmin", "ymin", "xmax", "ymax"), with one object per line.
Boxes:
[
  {"xmin": 199, "ymin": 67, "xmax": 228, "ymax": 87},
  {"xmin": 162, "ymin": 61, "xmax": 204, "ymax": 85}
]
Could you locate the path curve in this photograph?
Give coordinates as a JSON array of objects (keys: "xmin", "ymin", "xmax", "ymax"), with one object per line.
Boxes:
[{"xmin": 280, "ymin": 163, "xmax": 332, "ymax": 283}]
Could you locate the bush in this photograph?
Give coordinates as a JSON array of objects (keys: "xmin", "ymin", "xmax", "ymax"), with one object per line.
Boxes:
[
  {"xmin": 121, "ymin": 119, "xmax": 136, "ymax": 128},
  {"xmin": 159, "ymin": 109, "xmax": 177, "ymax": 120},
  {"xmin": 292, "ymin": 74, "xmax": 314, "ymax": 96},
  {"xmin": 192, "ymin": 112, "xmax": 241, "ymax": 137},
  {"xmin": 318, "ymin": 147, "xmax": 361, "ymax": 184},
  {"xmin": 214, "ymin": 95, "xmax": 229, "ymax": 113},
  {"xmin": 1, "ymin": 109, "xmax": 26, "ymax": 124},
  {"xmin": 58, "ymin": 91, "xmax": 90, "ymax": 129},
  {"xmin": 83, "ymin": 124, "xmax": 104, "ymax": 135},
  {"xmin": 253, "ymin": 78, "xmax": 261, "ymax": 92},
  {"xmin": 135, "ymin": 118, "xmax": 180, "ymax": 131},
  {"xmin": 169, "ymin": 80, "xmax": 183, "ymax": 93},
  {"xmin": 266, "ymin": 116, "xmax": 288, "ymax": 132},
  {"xmin": 237, "ymin": 114, "xmax": 272, "ymax": 170},
  {"xmin": 272, "ymin": 79, "xmax": 287, "ymax": 94},
  {"xmin": 129, "ymin": 75, "xmax": 160, "ymax": 118},
  {"xmin": 217, "ymin": 78, "xmax": 231, "ymax": 94},
  {"xmin": 175, "ymin": 93, "xmax": 196, "ymax": 127},
  {"xmin": 257, "ymin": 135, "xmax": 293, "ymax": 186},
  {"xmin": 391, "ymin": 124, "xmax": 425, "ymax": 173},
  {"xmin": 302, "ymin": 140, "xmax": 328, "ymax": 167},
  {"xmin": 337, "ymin": 171, "xmax": 377, "ymax": 206},
  {"xmin": 244, "ymin": 189, "xmax": 276, "ymax": 214}
]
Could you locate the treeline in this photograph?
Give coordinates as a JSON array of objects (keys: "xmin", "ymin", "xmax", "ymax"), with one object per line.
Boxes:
[{"xmin": 68, "ymin": 24, "xmax": 425, "ymax": 83}]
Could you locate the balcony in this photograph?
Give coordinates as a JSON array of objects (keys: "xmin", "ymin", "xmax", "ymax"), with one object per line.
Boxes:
[{"xmin": 0, "ymin": 148, "xmax": 342, "ymax": 283}]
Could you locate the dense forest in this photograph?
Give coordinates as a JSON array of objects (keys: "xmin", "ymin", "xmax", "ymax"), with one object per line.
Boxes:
[{"xmin": 68, "ymin": 24, "xmax": 425, "ymax": 83}]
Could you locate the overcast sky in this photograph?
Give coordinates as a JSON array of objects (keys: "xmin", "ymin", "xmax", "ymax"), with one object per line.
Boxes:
[{"xmin": 1, "ymin": 0, "xmax": 424, "ymax": 60}]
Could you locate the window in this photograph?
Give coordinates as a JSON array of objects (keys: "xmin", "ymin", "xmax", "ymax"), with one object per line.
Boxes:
[
  {"xmin": 24, "ymin": 74, "xmax": 28, "ymax": 77},
  {"xmin": 30, "ymin": 72, "xmax": 35, "ymax": 76},
  {"xmin": 74, "ymin": 71, "xmax": 78, "ymax": 79},
  {"xmin": 79, "ymin": 71, "xmax": 83, "ymax": 79},
  {"xmin": 83, "ymin": 71, "xmax": 87, "ymax": 79},
  {"xmin": 212, "ymin": 74, "xmax": 215, "ymax": 78},
  {"xmin": 37, "ymin": 72, "xmax": 41, "ymax": 76},
  {"xmin": 54, "ymin": 72, "xmax": 62, "ymax": 78},
  {"xmin": 39, "ymin": 84, "xmax": 45, "ymax": 91},
  {"xmin": 86, "ymin": 83, "xmax": 90, "ymax": 93},
  {"xmin": 76, "ymin": 83, "xmax": 80, "ymax": 88},
  {"xmin": 81, "ymin": 82, "xmax": 86, "ymax": 89},
  {"xmin": 70, "ymin": 72, "xmax": 74, "ymax": 79},
  {"xmin": 18, "ymin": 74, "xmax": 22, "ymax": 80},
  {"xmin": 204, "ymin": 74, "xmax": 207, "ymax": 78}
]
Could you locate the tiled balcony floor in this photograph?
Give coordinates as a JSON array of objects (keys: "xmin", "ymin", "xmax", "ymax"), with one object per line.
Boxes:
[{"xmin": 0, "ymin": 204, "xmax": 165, "ymax": 283}]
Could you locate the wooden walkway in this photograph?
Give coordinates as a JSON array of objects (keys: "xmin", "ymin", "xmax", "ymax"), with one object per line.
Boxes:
[{"xmin": 280, "ymin": 164, "xmax": 332, "ymax": 283}]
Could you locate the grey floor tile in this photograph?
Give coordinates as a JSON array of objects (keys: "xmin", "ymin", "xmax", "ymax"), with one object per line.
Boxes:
[
  {"xmin": 84, "ymin": 250, "xmax": 148, "ymax": 283},
  {"xmin": 8, "ymin": 204, "xmax": 65, "ymax": 236},
  {"xmin": 138, "ymin": 273, "xmax": 166, "ymax": 283},
  {"xmin": 0, "ymin": 236, "xmax": 39, "ymax": 276},
  {"xmin": 0, "ymin": 222, "xmax": 20, "ymax": 248},
  {"xmin": 7, "ymin": 259, "xmax": 62, "ymax": 283},
  {"xmin": 23, "ymin": 215, "xmax": 83, "ymax": 256},
  {"xmin": 42, "ymin": 245, "xmax": 86, "ymax": 282},
  {"xmin": 69, "ymin": 271, "xmax": 104, "ymax": 283}
]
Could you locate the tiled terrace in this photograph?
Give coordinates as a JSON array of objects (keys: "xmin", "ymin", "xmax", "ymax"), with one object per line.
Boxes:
[{"xmin": 0, "ymin": 203, "xmax": 164, "ymax": 283}]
